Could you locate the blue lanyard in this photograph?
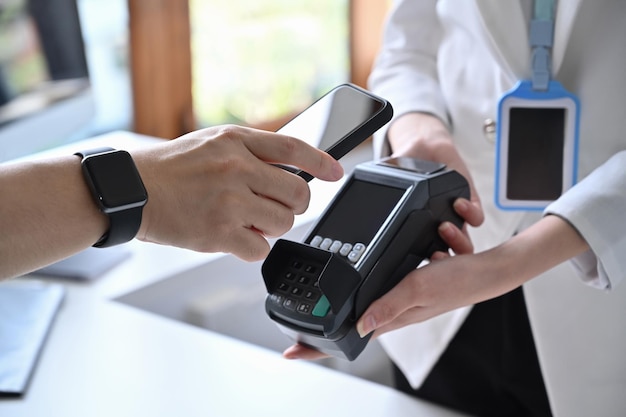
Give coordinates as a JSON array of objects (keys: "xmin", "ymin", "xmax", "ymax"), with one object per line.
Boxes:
[{"xmin": 530, "ymin": 0, "xmax": 556, "ymax": 90}]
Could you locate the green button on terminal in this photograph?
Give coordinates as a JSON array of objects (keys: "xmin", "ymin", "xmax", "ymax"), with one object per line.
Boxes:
[{"xmin": 312, "ymin": 295, "xmax": 331, "ymax": 317}]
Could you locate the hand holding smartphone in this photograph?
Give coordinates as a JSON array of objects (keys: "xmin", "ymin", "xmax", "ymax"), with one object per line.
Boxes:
[{"xmin": 275, "ymin": 83, "xmax": 393, "ymax": 181}]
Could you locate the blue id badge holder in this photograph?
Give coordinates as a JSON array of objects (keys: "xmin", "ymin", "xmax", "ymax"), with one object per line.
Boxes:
[
  {"xmin": 495, "ymin": 80, "xmax": 580, "ymax": 210},
  {"xmin": 495, "ymin": 0, "xmax": 581, "ymax": 210}
]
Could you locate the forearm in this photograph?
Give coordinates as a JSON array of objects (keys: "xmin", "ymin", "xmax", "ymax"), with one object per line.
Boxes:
[
  {"xmin": 482, "ymin": 214, "xmax": 590, "ymax": 298},
  {"xmin": 368, "ymin": 0, "xmax": 447, "ymax": 159},
  {"xmin": 354, "ymin": 214, "xmax": 591, "ymax": 337},
  {"xmin": 0, "ymin": 155, "xmax": 107, "ymax": 279},
  {"xmin": 544, "ymin": 151, "xmax": 626, "ymax": 289}
]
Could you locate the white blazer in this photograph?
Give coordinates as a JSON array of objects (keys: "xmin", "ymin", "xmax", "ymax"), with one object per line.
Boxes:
[{"xmin": 369, "ymin": 1, "xmax": 626, "ymax": 416}]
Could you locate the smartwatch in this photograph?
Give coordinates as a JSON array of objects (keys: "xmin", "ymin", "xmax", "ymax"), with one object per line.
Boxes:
[{"xmin": 75, "ymin": 147, "xmax": 148, "ymax": 247}]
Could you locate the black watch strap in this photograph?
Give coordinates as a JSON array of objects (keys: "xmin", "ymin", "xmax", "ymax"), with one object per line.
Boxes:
[
  {"xmin": 93, "ymin": 206, "xmax": 143, "ymax": 248},
  {"xmin": 75, "ymin": 147, "xmax": 146, "ymax": 248}
]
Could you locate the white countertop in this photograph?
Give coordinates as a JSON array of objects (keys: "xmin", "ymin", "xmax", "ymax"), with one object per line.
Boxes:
[{"xmin": 1, "ymin": 285, "xmax": 466, "ymax": 417}]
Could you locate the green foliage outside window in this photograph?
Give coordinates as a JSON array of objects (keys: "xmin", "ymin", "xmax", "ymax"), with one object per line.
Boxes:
[{"xmin": 190, "ymin": 0, "xmax": 349, "ymax": 127}]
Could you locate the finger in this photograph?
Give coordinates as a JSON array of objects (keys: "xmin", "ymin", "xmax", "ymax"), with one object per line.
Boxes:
[
  {"xmin": 245, "ymin": 193, "xmax": 297, "ymax": 237},
  {"xmin": 370, "ymin": 308, "xmax": 437, "ymax": 336},
  {"xmin": 221, "ymin": 193, "xmax": 297, "ymax": 258},
  {"xmin": 356, "ymin": 277, "xmax": 421, "ymax": 337},
  {"xmin": 247, "ymin": 164, "xmax": 312, "ymax": 215},
  {"xmin": 438, "ymin": 221, "xmax": 473, "ymax": 255},
  {"xmin": 453, "ymin": 198, "xmax": 484, "ymax": 227},
  {"xmin": 283, "ymin": 343, "xmax": 329, "ymax": 360},
  {"xmin": 430, "ymin": 250, "xmax": 450, "ymax": 261},
  {"xmin": 223, "ymin": 226, "xmax": 271, "ymax": 262},
  {"xmin": 242, "ymin": 130, "xmax": 344, "ymax": 181}
]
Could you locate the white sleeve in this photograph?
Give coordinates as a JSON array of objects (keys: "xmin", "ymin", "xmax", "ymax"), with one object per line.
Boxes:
[
  {"xmin": 544, "ymin": 151, "xmax": 626, "ymax": 290},
  {"xmin": 367, "ymin": 0, "xmax": 448, "ymax": 159}
]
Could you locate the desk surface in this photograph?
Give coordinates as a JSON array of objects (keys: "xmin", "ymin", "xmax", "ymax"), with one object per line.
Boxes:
[
  {"xmin": 0, "ymin": 287, "xmax": 466, "ymax": 417},
  {"xmin": 0, "ymin": 132, "xmax": 467, "ymax": 417}
]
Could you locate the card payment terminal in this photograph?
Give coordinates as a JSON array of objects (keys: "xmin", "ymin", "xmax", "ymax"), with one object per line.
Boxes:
[{"xmin": 262, "ymin": 157, "xmax": 470, "ymax": 360}]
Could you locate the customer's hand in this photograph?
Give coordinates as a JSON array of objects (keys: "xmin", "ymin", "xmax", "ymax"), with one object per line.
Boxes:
[{"xmin": 133, "ymin": 125, "xmax": 343, "ymax": 261}]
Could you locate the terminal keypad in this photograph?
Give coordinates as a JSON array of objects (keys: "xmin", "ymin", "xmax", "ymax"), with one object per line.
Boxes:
[{"xmin": 269, "ymin": 258, "xmax": 330, "ymax": 317}]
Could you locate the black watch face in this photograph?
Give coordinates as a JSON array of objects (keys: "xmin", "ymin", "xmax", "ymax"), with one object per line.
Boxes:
[{"xmin": 83, "ymin": 151, "xmax": 148, "ymax": 212}]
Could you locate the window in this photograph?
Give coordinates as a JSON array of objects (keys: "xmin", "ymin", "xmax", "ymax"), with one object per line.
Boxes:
[
  {"xmin": 127, "ymin": 0, "xmax": 389, "ymax": 138},
  {"xmin": 190, "ymin": 0, "xmax": 349, "ymax": 128}
]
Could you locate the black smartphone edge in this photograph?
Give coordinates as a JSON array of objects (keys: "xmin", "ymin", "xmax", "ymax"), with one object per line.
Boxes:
[{"xmin": 276, "ymin": 83, "xmax": 393, "ymax": 182}]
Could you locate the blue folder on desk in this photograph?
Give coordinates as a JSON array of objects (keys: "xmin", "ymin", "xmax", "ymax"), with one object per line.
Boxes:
[{"xmin": 0, "ymin": 280, "xmax": 65, "ymax": 397}]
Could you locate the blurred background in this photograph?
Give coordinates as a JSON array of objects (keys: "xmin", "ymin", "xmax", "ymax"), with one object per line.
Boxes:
[
  {"xmin": 74, "ymin": 0, "xmax": 387, "ymax": 138},
  {"xmin": 0, "ymin": 0, "xmax": 389, "ymax": 152}
]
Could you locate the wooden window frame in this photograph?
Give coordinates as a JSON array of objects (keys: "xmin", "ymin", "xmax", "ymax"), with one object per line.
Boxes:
[{"xmin": 128, "ymin": 0, "xmax": 195, "ymax": 139}]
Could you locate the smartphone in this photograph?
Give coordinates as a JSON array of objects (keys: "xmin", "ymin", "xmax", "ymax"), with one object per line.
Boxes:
[{"xmin": 275, "ymin": 83, "xmax": 393, "ymax": 181}]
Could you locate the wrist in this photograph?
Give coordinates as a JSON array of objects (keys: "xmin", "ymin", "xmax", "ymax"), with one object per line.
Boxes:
[
  {"xmin": 76, "ymin": 148, "xmax": 148, "ymax": 247},
  {"xmin": 70, "ymin": 155, "xmax": 110, "ymax": 236},
  {"xmin": 482, "ymin": 239, "xmax": 534, "ymax": 297},
  {"xmin": 129, "ymin": 149, "xmax": 154, "ymax": 242},
  {"xmin": 388, "ymin": 112, "xmax": 454, "ymax": 159}
]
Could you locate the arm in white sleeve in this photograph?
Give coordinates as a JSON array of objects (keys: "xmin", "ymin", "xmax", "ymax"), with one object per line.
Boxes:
[
  {"xmin": 368, "ymin": 0, "xmax": 448, "ymax": 158},
  {"xmin": 544, "ymin": 151, "xmax": 626, "ymax": 290}
]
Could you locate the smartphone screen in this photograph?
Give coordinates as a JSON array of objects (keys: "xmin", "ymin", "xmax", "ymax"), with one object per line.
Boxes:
[{"xmin": 275, "ymin": 84, "xmax": 392, "ymax": 180}]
